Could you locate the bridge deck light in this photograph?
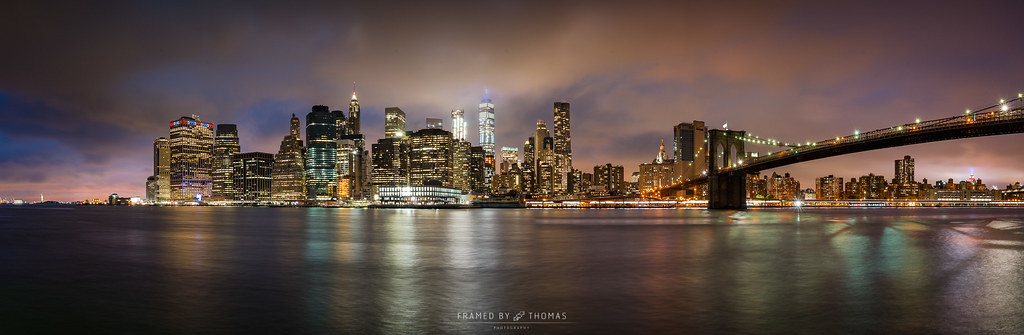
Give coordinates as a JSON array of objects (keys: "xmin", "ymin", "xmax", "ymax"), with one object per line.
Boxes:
[
  {"xmin": 1000, "ymin": 99, "xmax": 1005, "ymax": 104},
  {"xmin": 854, "ymin": 130, "xmax": 859, "ymax": 135},
  {"xmin": 966, "ymin": 109, "xmax": 971, "ymax": 114},
  {"xmin": 1002, "ymin": 104, "xmax": 1009, "ymax": 112},
  {"xmin": 915, "ymin": 118, "xmax": 921, "ymax": 123}
]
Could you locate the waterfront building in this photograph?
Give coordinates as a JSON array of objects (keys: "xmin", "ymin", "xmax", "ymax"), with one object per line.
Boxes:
[
  {"xmin": 749, "ymin": 174, "xmax": 768, "ymax": 199},
  {"xmin": 451, "ymin": 109, "xmax": 466, "ymax": 141},
  {"xmin": 567, "ymin": 168, "xmax": 587, "ymax": 195},
  {"xmin": 469, "ymin": 145, "xmax": 486, "ymax": 194},
  {"xmin": 815, "ymin": 174, "xmax": 844, "ymax": 200},
  {"xmin": 145, "ymin": 176, "xmax": 158, "ymax": 202},
  {"xmin": 426, "ymin": 118, "xmax": 443, "ymax": 130},
  {"xmin": 385, "ymin": 107, "xmax": 407, "ymax": 139},
  {"xmin": 478, "ymin": 95, "xmax": 495, "ymax": 188},
  {"xmin": 452, "ymin": 140, "xmax": 472, "ymax": 193},
  {"xmin": 375, "ymin": 185, "xmax": 467, "ymax": 206},
  {"xmin": 337, "ymin": 134, "xmax": 367, "ymax": 200},
  {"xmin": 408, "ymin": 128, "xmax": 454, "ymax": 188},
  {"xmin": 211, "ymin": 124, "xmax": 240, "ymax": 201},
  {"xmin": 371, "ymin": 137, "xmax": 410, "ymax": 191},
  {"xmin": 674, "ymin": 121, "xmax": 707, "ymax": 182},
  {"xmin": 169, "ymin": 115, "xmax": 215, "ymax": 202},
  {"xmin": 306, "ymin": 105, "xmax": 338, "ymax": 201},
  {"xmin": 553, "ymin": 102, "xmax": 572, "ymax": 193},
  {"xmin": 232, "ymin": 152, "xmax": 274, "ymax": 202},
  {"xmin": 639, "ymin": 140, "xmax": 676, "ymax": 194},
  {"xmin": 767, "ymin": 172, "xmax": 800, "ymax": 200},
  {"xmin": 271, "ymin": 114, "xmax": 306, "ymax": 202},
  {"xmin": 153, "ymin": 137, "xmax": 170, "ymax": 202},
  {"xmin": 594, "ymin": 163, "xmax": 625, "ymax": 195}
]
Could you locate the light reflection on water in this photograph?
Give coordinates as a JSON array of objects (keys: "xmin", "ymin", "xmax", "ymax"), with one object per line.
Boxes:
[{"xmin": 0, "ymin": 206, "xmax": 1021, "ymax": 333}]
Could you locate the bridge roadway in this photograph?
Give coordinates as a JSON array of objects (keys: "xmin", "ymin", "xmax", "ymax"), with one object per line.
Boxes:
[{"xmin": 660, "ymin": 95, "xmax": 1024, "ymax": 208}]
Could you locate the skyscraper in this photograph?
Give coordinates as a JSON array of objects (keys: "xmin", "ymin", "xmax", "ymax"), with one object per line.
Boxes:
[
  {"xmin": 451, "ymin": 109, "xmax": 466, "ymax": 141},
  {"xmin": 153, "ymin": 137, "xmax": 170, "ymax": 202},
  {"xmin": 594, "ymin": 163, "xmax": 624, "ymax": 195},
  {"xmin": 306, "ymin": 105, "xmax": 337, "ymax": 201},
  {"xmin": 348, "ymin": 89, "xmax": 361, "ymax": 135},
  {"xmin": 553, "ymin": 101, "xmax": 572, "ymax": 192},
  {"xmin": 500, "ymin": 146, "xmax": 519, "ymax": 174},
  {"xmin": 674, "ymin": 121, "xmax": 707, "ymax": 182},
  {"xmin": 408, "ymin": 128, "xmax": 454, "ymax": 187},
  {"xmin": 211, "ymin": 124, "xmax": 240, "ymax": 201},
  {"xmin": 426, "ymin": 118, "xmax": 443, "ymax": 130},
  {"xmin": 232, "ymin": 152, "xmax": 274, "ymax": 202},
  {"xmin": 535, "ymin": 121, "xmax": 554, "ymax": 195},
  {"xmin": 478, "ymin": 94, "xmax": 495, "ymax": 187},
  {"xmin": 371, "ymin": 137, "xmax": 410, "ymax": 189},
  {"xmin": 271, "ymin": 114, "xmax": 305, "ymax": 201},
  {"xmin": 895, "ymin": 155, "xmax": 915, "ymax": 184},
  {"xmin": 453, "ymin": 140, "xmax": 472, "ymax": 193},
  {"xmin": 522, "ymin": 137, "xmax": 535, "ymax": 194},
  {"xmin": 169, "ymin": 115, "xmax": 214, "ymax": 202},
  {"xmin": 384, "ymin": 107, "xmax": 407, "ymax": 139}
]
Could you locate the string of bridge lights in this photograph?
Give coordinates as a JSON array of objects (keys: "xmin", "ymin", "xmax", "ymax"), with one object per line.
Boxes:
[{"xmin": 732, "ymin": 93, "xmax": 1023, "ymax": 162}]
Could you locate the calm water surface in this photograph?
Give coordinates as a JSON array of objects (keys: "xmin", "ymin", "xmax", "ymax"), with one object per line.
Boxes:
[{"xmin": 1, "ymin": 206, "xmax": 1022, "ymax": 334}]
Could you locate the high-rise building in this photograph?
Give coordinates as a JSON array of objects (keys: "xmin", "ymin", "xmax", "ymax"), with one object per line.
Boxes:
[
  {"xmin": 500, "ymin": 146, "xmax": 519, "ymax": 174},
  {"xmin": 594, "ymin": 163, "xmax": 624, "ymax": 195},
  {"xmin": 348, "ymin": 89, "xmax": 361, "ymax": 135},
  {"xmin": 211, "ymin": 124, "xmax": 240, "ymax": 201},
  {"xmin": 232, "ymin": 152, "xmax": 274, "ymax": 202},
  {"xmin": 522, "ymin": 137, "xmax": 535, "ymax": 194},
  {"xmin": 271, "ymin": 114, "xmax": 305, "ymax": 201},
  {"xmin": 408, "ymin": 128, "xmax": 454, "ymax": 187},
  {"xmin": 306, "ymin": 105, "xmax": 338, "ymax": 201},
  {"xmin": 478, "ymin": 94, "xmax": 495, "ymax": 187},
  {"xmin": 553, "ymin": 101, "xmax": 572, "ymax": 192},
  {"xmin": 893, "ymin": 155, "xmax": 918, "ymax": 199},
  {"xmin": 469, "ymin": 146, "xmax": 486, "ymax": 194},
  {"xmin": 384, "ymin": 107, "xmax": 407, "ymax": 139},
  {"xmin": 767, "ymin": 172, "xmax": 800, "ymax": 200},
  {"xmin": 638, "ymin": 140, "xmax": 676, "ymax": 193},
  {"xmin": 451, "ymin": 109, "xmax": 466, "ymax": 141},
  {"xmin": 169, "ymin": 115, "xmax": 215, "ymax": 202},
  {"xmin": 145, "ymin": 176, "xmax": 158, "ymax": 201},
  {"xmin": 337, "ymin": 134, "xmax": 366, "ymax": 200},
  {"xmin": 534, "ymin": 121, "xmax": 555, "ymax": 195},
  {"xmin": 333, "ymin": 109, "xmax": 348, "ymax": 138},
  {"xmin": 895, "ymin": 155, "xmax": 915, "ymax": 184},
  {"xmin": 453, "ymin": 140, "xmax": 472, "ymax": 193},
  {"xmin": 426, "ymin": 118, "xmax": 443, "ymax": 130},
  {"xmin": 371, "ymin": 137, "xmax": 410, "ymax": 189},
  {"xmin": 815, "ymin": 174, "xmax": 844, "ymax": 200},
  {"xmin": 674, "ymin": 121, "xmax": 707, "ymax": 182},
  {"xmin": 153, "ymin": 137, "xmax": 170, "ymax": 202}
]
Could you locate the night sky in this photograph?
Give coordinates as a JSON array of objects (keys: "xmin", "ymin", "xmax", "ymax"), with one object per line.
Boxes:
[{"xmin": 2, "ymin": 1, "xmax": 1023, "ymax": 201}]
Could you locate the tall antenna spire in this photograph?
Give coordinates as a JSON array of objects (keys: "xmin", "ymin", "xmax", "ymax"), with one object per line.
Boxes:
[{"xmin": 351, "ymin": 81, "xmax": 358, "ymax": 100}]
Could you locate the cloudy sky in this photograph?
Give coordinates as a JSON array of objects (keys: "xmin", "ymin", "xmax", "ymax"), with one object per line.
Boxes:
[{"xmin": 1, "ymin": 0, "xmax": 1023, "ymax": 201}]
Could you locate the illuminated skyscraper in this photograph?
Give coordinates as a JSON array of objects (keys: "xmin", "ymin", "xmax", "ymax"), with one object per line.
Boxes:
[
  {"xmin": 895, "ymin": 155, "xmax": 915, "ymax": 184},
  {"xmin": 469, "ymin": 146, "xmax": 486, "ymax": 194},
  {"xmin": 348, "ymin": 88, "xmax": 361, "ymax": 135},
  {"xmin": 153, "ymin": 137, "xmax": 170, "ymax": 202},
  {"xmin": 211, "ymin": 124, "xmax": 240, "ymax": 201},
  {"xmin": 594, "ymin": 163, "xmax": 624, "ymax": 195},
  {"xmin": 169, "ymin": 115, "xmax": 215, "ymax": 202},
  {"xmin": 451, "ymin": 109, "xmax": 466, "ymax": 141},
  {"xmin": 478, "ymin": 94, "xmax": 495, "ymax": 187},
  {"xmin": 271, "ymin": 114, "xmax": 305, "ymax": 201},
  {"xmin": 371, "ymin": 137, "xmax": 410, "ymax": 189},
  {"xmin": 638, "ymin": 140, "xmax": 675, "ymax": 193},
  {"xmin": 553, "ymin": 101, "xmax": 571, "ymax": 192},
  {"xmin": 522, "ymin": 137, "xmax": 535, "ymax": 194},
  {"xmin": 408, "ymin": 128, "xmax": 454, "ymax": 187},
  {"xmin": 385, "ymin": 107, "xmax": 407, "ymax": 139},
  {"xmin": 452, "ymin": 140, "xmax": 472, "ymax": 193},
  {"xmin": 306, "ymin": 105, "xmax": 338, "ymax": 201},
  {"xmin": 232, "ymin": 152, "xmax": 274, "ymax": 202},
  {"xmin": 535, "ymin": 121, "xmax": 554, "ymax": 195},
  {"xmin": 674, "ymin": 121, "xmax": 707, "ymax": 181}
]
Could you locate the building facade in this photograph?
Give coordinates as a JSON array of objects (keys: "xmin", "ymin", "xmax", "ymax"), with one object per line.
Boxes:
[
  {"xmin": 408, "ymin": 128, "xmax": 454, "ymax": 188},
  {"xmin": 211, "ymin": 124, "xmax": 240, "ymax": 201},
  {"xmin": 271, "ymin": 114, "xmax": 305, "ymax": 202},
  {"xmin": 169, "ymin": 115, "xmax": 215, "ymax": 202},
  {"xmin": 153, "ymin": 137, "xmax": 170, "ymax": 202},
  {"xmin": 674, "ymin": 121, "xmax": 707, "ymax": 182},
  {"xmin": 815, "ymin": 174, "xmax": 844, "ymax": 200},
  {"xmin": 232, "ymin": 152, "xmax": 274, "ymax": 202},
  {"xmin": 385, "ymin": 107, "xmax": 407, "ymax": 139},
  {"xmin": 451, "ymin": 109, "xmax": 466, "ymax": 141},
  {"xmin": 553, "ymin": 101, "xmax": 572, "ymax": 193},
  {"xmin": 478, "ymin": 96, "xmax": 495, "ymax": 188},
  {"xmin": 306, "ymin": 105, "xmax": 338, "ymax": 201}
]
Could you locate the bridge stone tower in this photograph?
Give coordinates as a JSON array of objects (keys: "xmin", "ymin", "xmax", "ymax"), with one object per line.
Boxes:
[{"xmin": 708, "ymin": 129, "xmax": 749, "ymax": 209}]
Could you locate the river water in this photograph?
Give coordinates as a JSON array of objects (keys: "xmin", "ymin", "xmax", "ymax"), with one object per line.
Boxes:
[{"xmin": 0, "ymin": 206, "xmax": 1022, "ymax": 333}]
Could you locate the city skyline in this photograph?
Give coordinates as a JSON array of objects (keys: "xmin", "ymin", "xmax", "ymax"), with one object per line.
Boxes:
[{"xmin": 2, "ymin": 1, "xmax": 1024, "ymax": 201}]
